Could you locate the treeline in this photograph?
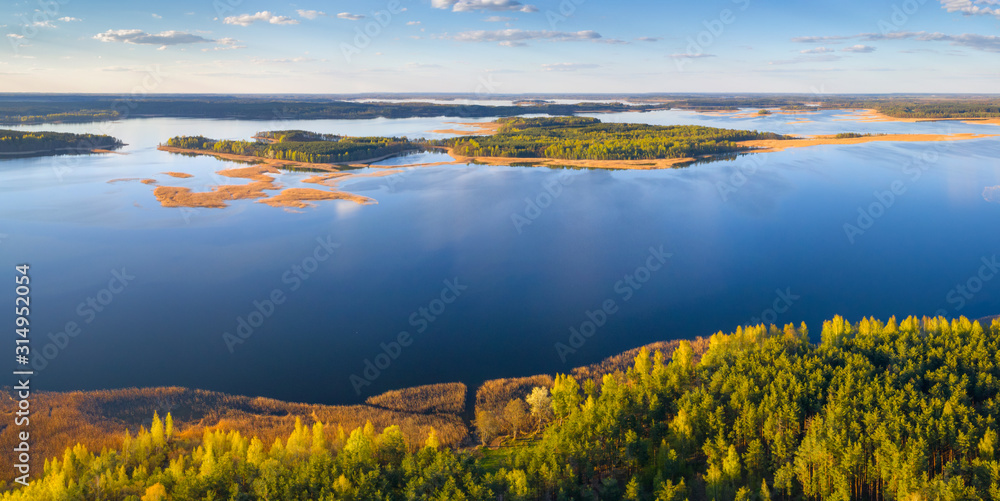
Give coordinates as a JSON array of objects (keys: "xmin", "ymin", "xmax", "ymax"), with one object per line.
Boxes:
[
  {"xmin": 165, "ymin": 132, "xmax": 420, "ymax": 164},
  {"xmin": 0, "ymin": 98, "xmax": 666, "ymax": 125},
  {"xmin": 0, "ymin": 130, "xmax": 123, "ymax": 157},
  {"xmin": 437, "ymin": 117, "xmax": 788, "ymax": 161},
  {"xmin": 7, "ymin": 315, "xmax": 1000, "ymax": 500}
]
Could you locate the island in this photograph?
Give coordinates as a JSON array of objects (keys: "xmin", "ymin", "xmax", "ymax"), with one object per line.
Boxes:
[
  {"xmin": 0, "ymin": 129, "xmax": 124, "ymax": 158},
  {"xmin": 150, "ymin": 118, "xmax": 996, "ymax": 209}
]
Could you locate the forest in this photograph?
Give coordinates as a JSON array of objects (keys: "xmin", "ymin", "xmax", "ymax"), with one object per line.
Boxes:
[
  {"xmin": 436, "ymin": 117, "xmax": 788, "ymax": 161},
  {"xmin": 165, "ymin": 131, "xmax": 420, "ymax": 164},
  {"xmin": 0, "ymin": 98, "xmax": 662, "ymax": 125},
  {"xmin": 0, "ymin": 130, "xmax": 124, "ymax": 157},
  {"xmin": 4, "ymin": 94, "xmax": 1000, "ymax": 125},
  {"xmin": 5, "ymin": 315, "xmax": 1000, "ymax": 500}
]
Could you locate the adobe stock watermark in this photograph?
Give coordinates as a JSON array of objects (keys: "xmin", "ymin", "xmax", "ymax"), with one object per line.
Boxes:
[
  {"xmin": 843, "ymin": 135, "xmax": 955, "ymax": 244},
  {"xmin": 9, "ymin": 0, "xmax": 71, "ymax": 56},
  {"xmin": 877, "ymin": 0, "xmax": 928, "ymax": 35},
  {"xmin": 511, "ymin": 172, "xmax": 574, "ymax": 234},
  {"xmin": 555, "ymin": 245, "xmax": 672, "ymax": 362},
  {"xmin": 934, "ymin": 255, "xmax": 1000, "ymax": 316},
  {"xmin": 350, "ymin": 278, "xmax": 468, "ymax": 395},
  {"xmin": 748, "ymin": 288, "xmax": 799, "ymax": 326},
  {"xmin": 33, "ymin": 268, "xmax": 136, "ymax": 371},
  {"xmin": 672, "ymin": 0, "xmax": 750, "ymax": 72},
  {"xmin": 546, "ymin": 0, "xmax": 586, "ymax": 29},
  {"xmin": 223, "ymin": 236, "xmax": 340, "ymax": 353},
  {"xmin": 715, "ymin": 154, "xmax": 767, "ymax": 201},
  {"xmin": 212, "ymin": 0, "xmax": 244, "ymax": 17},
  {"xmin": 340, "ymin": 0, "xmax": 408, "ymax": 63}
]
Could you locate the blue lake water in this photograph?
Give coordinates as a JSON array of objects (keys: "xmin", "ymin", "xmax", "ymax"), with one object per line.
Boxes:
[{"xmin": 2, "ymin": 111, "xmax": 999, "ymax": 404}]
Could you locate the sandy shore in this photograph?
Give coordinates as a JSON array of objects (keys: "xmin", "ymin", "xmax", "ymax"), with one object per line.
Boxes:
[
  {"xmin": 437, "ymin": 147, "xmax": 699, "ymax": 170},
  {"xmin": 742, "ymin": 132, "xmax": 998, "ymax": 153},
  {"xmin": 108, "ymin": 178, "xmax": 157, "ymax": 184},
  {"xmin": 835, "ymin": 109, "xmax": 1000, "ymax": 126},
  {"xmin": 430, "ymin": 122, "xmax": 504, "ymax": 136},
  {"xmin": 151, "ymin": 156, "xmax": 376, "ymax": 209}
]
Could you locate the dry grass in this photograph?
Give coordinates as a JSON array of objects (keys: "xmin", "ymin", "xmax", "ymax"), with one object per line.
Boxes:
[
  {"xmin": 163, "ymin": 171, "xmax": 194, "ymax": 178},
  {"xmin": 108, "ymin": 178, "xmax": 157, "ymax": 184},
  {"xmin": 365, "ymin": 383, "xmax": 467, "ymax": 415},
  {"xmin": 0, "ymin": 385, "xmax": 469, "ymax": 483},
  {"xmin": 742, "ymin": 132, "xmax": 998, "ymax": 154},
  {"xmin": 259, "ymin": 188, "xmax": 375, "ymax": 208},
  {"xmin": 475, "ymin": 375, "xmax": 554, "ymax": 417},
  {"xmin": 430, "ymin": 122, "xmax": 504, "ymax": 136}
]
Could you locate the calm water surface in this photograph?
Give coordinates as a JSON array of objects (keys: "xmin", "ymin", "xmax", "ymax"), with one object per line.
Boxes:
[{"xmin": 1, "ymin": 111, "xmax": 998, "ymax": 404}]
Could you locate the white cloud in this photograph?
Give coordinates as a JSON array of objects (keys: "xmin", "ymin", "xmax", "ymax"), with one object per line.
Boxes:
[
  {"xmin": 58, "ymin": 17, "xmax": 81, "ymax": 22},
  {"xmin": 297, "ymin": 10, "xmax": 327, "ymax": 20},
  {"xmin": 542, "ymin": 62, "xmax": 600, "ymax": 71},
  {"xmin": 795, "ymin": 30, "xmax": 1000, "ymax": 52},
  {"xmin": 669, "ymin": 53, "xmax": 716, "ymax": 59},
  {"xmin": 450, "ymin": 29, "xmax": 603, "ymax": 46},
  {"xmin": 791, "ymin": 35, "xmax": 851, "ymax": 43},
  {"xmin": 407, "ymin": 21, "xmax": 422, "ymax": 25},
  {"xmin": 6, "ymin": 34, "xmax": 24, "ymax": 39},
  {"xmin": 252, "ymin": 56, "xmax": 316, "ymax": 64},
  {"xmin": 152, "ymin": 14, "xmax": 162, "ymax": 19},
  {"xmin": 433, "ymin": 0, "xmax": 538, "ymax": 13},
  {"xmin": 337, "ymin": 12, "xmax": 366, "ymax": 20},
  {"xmin": 800, "ymin": 46, "xmax": 836, "ymax": 54},
  {"xmin": 939, "ymin": 0, "xmax": 1000, "ymax": 16},
  {"xmin": 636, "ymin": 37, "xmax": 662, "ymax": 42},
  {"xmin": 842, "ymin": 44, "xmax": 877, "ymax": 53},
  {"xmin": 768, "ymin": 54, "xmax": 842, "ymax": 65},
  {"xmin": 93, "ymin": 29, "xmax": 240, "ymax": 50},
  {"xmin": 484, "ymin": 16, "xmax": 513, "ymax": 22},
  {"xmin": 224, "ymin": 11, "xmax": 299, "ymax": 26},
  {"xmin": 863, "ymin": 31, "xmax": 1000, "ymax": 52}
]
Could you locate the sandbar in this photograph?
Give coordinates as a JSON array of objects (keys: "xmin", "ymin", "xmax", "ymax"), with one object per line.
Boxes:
[
  {"xmin": 742, "ymin": 132, "xmax": 998, "ymax": 153},
  {"xmin": 163, "ymin": 171, "xmax": 194, "ymax": 178},
  {"xmin": 835, "ymin": 109, "xmax": 1000, "ymax": 126},
  {"xmin": 151, "ymin": 162, "xmax": 373, "ymax": 209},
  {"xmin": 430, "ymin": 122, "xmax": 503, "ymax": 136}
]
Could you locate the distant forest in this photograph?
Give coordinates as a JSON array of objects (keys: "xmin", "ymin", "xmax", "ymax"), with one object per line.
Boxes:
[
  {"xmin": 0, "ymin": 130, "xmax": 123, "ymax": 157},
  {"xmin": 0, "ymin": 99, "xmax": 661, "ymax": 125},
  {"xmin": 437, "ymin": 117, "xmax": 788, "ymax": 161},
  {"xmin": 5, "ymin": 315, "xmax": 1000, "ymax": 500},
  {"xmin": 165, "ymin": 130, "xmax": 420, "ymax": 163},
  {"xmin": 3, "ymin": 95, "xmax": 1000, "ymax": 125}
]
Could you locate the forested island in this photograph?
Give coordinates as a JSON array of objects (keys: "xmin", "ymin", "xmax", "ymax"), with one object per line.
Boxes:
[
  {"xmin": 161, "ymin": 118, "xmax": 993, "ymax": 172},
  {"xmin": 3, "ymin": 315, "xmax": 1000, "ymax": 500},
  {"xmin": 4, "ymin": 94, "xmax": 1000, "ymax": 125},
  {"xmin": 166, "ymin": 130, "xmax": 419, "ymax": 164},
  {"xmin": 435, "ymin": 117, "xmax": 788, "ymax": 160},
  {"xmin": 0, "ymin": 130, "xmax": 124, "ymax": 158}
]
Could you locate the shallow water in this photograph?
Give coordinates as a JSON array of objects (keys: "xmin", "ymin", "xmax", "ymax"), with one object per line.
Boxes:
[{"xmin": 1, "ymin": 112, "xmax": 998, "ymax": 404}]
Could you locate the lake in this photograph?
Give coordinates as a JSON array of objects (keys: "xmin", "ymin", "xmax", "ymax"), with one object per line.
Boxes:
[{"xmin": 2, "ymin": 110, "xmax": 999, "ymax": 404}]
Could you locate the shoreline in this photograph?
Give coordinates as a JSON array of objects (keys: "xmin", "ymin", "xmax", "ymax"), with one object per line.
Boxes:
[
  {"xmin": 150, "ymin": 150, "xmax": 378, "ymax": 209},
  {"xmin": 836, "ymin": 109, "xmax": 1000, "ymax": 126},
  {"xmin": 160, "ymin": 132, "xmax": 998, "ymax": 176}
]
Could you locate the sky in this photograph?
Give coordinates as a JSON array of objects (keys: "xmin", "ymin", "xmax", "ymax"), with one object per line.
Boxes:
[{"xmin": 1, "ymin": 0, "xmax": 999, "ymax": 94}]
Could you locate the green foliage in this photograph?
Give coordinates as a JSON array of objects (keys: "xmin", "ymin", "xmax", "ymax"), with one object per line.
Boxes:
[
  {"xmin": 0, "ymin": 129, "xmax": 123, "ymax": 156},
  {"xmin": 166, "ymin": 131, "xmax": 420, "ymax": 164},
  {"xmin": 438, "ymin": 117, "xmax": 788, "ymax": 161},
  {"xmin": 7, "ymin": 315, "xmax": 1000, "ymax": 500}
]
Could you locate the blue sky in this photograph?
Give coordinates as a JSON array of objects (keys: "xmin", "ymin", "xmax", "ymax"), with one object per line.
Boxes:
[{"xmin": 2, "ymin": 0, "xmax": 998, "ymax": 93}]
